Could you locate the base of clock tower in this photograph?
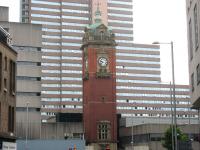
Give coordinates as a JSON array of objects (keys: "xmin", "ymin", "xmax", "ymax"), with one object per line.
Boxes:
[{"xmin": 89, "ymin": 142, "xmax": 117, "ymax": 150}]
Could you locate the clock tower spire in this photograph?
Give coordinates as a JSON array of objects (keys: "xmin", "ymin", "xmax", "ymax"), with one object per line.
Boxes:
[{"xmin": 81, "ymin": 7, "xmax": 117, "ymax": 150}]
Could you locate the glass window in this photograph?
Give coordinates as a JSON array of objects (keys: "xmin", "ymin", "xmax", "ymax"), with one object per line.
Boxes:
[
  {"xmin": 31, "ymin": 7, "xmax": 60, "ymax": 12},
  {"xmin": 116, "ymin": 53, "xmax": 160, "ymax": 58},
  {"xmin": 108, "ymin": 19, "xmax": 132, "ymax": 24},
  {"xmin": 62, "ymin": 9, "xmax": 88, "ymax": 14},
  {"xmin": 32, "ymin": 0, "xmax": 61, "ymax": 6},
  {"xmin": 97, "ymin": 122, "xmax": 110, "ymax": 140},
  {"xmin": 62, "ymin": 15, "xmax": 88, "ymax": 20},
  {"xmin": 108, "ymin": 6, "xmax": 132, "ymax": 12},
  {"xmin": 31, "ymin": 14, "xmax": 60, "ymax": 19},
  {"xmin": 108, "ymin": 13, "xmax": 132, "ymax": 18},
  {"xmin": 31, "ymin": 20, "xmax": 60, "ymax": 26},
  {"xmin": 108, "ymin": 0, "xmax": 132, "ymax": 5},
  {"xmin": 61, "ymin": 2, "xmax": 88, "ymax": 7}
]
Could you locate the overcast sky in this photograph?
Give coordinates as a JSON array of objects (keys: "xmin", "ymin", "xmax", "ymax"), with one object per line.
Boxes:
[
  {"xmin": 0, "ymin": 0, "xmax": 189, "ymax": 84},
  {"xmin": 133, "ymin": 0, "xmax": 189, "ymax": 84}
]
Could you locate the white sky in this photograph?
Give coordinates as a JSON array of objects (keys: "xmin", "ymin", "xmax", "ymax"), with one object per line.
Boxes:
[
  {"xmin": 0, "ymin": 0, "xmax": 189, "ymax": 84},
  {"xmin": 133, "ymin": 0, "xmax": 189, "ymax": 84}
]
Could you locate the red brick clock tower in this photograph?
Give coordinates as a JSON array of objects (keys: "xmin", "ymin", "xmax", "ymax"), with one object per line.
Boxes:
[{"xmin": 81, "ymin": 8, "xmax": 117, "ymax": 150}]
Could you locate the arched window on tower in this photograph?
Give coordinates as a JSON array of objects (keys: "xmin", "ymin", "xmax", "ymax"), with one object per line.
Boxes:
[{"xmin": 100, "ymin": 31, "xmax": 104, "ymax": 40}]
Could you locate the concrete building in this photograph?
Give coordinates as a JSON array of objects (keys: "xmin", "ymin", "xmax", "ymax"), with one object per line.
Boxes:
[
  {"xmin": 186, "ymin": 0, "xmax": 200, "ymax": 111},
  {"xmin": 119, "ymin": 124, "xmax": 200, "ymax": 150},
  {"xmin": 0, "ymin": 6, "xmax": 42, "ymax": 139},
  {"xmin": 0, "ymin": 26, "xmax": 17, "ymax": 149},
  {"xmin": 19, "ymin": 0, "xmax": 199, "ymax": 125},
  {"xmin": 20, "ymin": 0, "xmax": 134, "ymax": 122}
]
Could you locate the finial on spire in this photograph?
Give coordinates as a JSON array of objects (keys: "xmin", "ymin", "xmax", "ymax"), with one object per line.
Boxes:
[
  {"xmin": 95, "ymin": 1, "xmax": 102, "ymax": 23},
  {"xmin": 97, "ymin": 1, "xmax": 100, "ymax": 11}
]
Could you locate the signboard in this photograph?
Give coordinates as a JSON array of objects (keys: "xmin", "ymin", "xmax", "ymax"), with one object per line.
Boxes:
[{"xmin": 2, "ymin": 142, "xmax": 16, "ymax": 150}]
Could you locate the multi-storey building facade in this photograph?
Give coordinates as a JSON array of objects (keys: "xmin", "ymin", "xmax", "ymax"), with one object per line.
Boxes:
[
  {"xmin": 186, "ymin": 0, "xmax": 200, "ymax": 111},
  {"xmin": 20, "ymin": 0, "xmax": 198, "ymax": 124},
  {"xmin": 116, "ymin": 44, "xmax": 198, "ymax": 125},
  {"xmin": 0, "ymin": 26, "xmax": 17, "ymax": 148},
  {"xmin": 20, "ymin": 0, "xmax": 134, "ymax": 122},
  {"xmin": 0, "ymin": 6, "xmax": 42, "ymax": 139}
]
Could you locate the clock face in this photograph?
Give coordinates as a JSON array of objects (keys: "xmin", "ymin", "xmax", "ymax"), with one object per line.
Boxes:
[{"xmin": 98, "ymin": 57, "xmax": 108, "ymax": 67}]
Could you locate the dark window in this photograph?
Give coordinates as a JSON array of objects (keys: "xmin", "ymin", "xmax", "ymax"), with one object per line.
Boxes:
[
  {"xmin": 189, "ymin": 19, "xmax": 193, "ymax": 60},
  {"xmin": 4, "ymin": 78, "xmax": 7, "ymax": 90},
  {"xmin": 17, "ymin": 61, "xmax": 40, "ymax": 66},
  {"xmin": 194, "ymin": 4, "xmax": 199, "ymax": 50},
  {"xmin": 9, "ymin": 60, "xmax": 16, "ymax": 95},
  {"xmin": 37, "ymin": 47, "xmax": 41, "ymax": 51},
  {"xmin": 16, "ymin": 92, "xmax": 40, "ymax": 96},
  {"xmin": 197, "ymin": 64, "xmax": 200, "ymax": 85},
  {"xmin": 12, "ymin": 107, "xmax": 14, "ymax": 132},
  {"xmin": 22, "ymin": 18, "xmax": 25, "ymax": 22},
  {"xmin": 8, "ymin": 106, "xmax": 11, "ymax": 132},
  {"xmin": 8, "ymin": 106, "xmax": 15, "ymax": 132},
  {"xmin": 37, "ymin": 62, "xmax": 41, "ymax": 66},
  {"xmin": 4, "ymin": 56, "xmax": 7, "ymax": 70},
  {"xmin": 0, "ymin": 103, "xmax": 1, "ymax": 128},
  {"xmin": 22, "ymin": 4, "xmax": 26, "ymax": 9},
  {"xmin": 100, "ymin": 31, "xmax": 104, "ymax": 40},
  {"xmin": 191, "ymin": 73, "xmax": 194, "ymax": 92},
  {"xmin": 0, "ymin": 52, "xmax": 2, "ymax": 91},
  {"xmin": 17, "ymin": 76, "xmax": 40, "ymax": 81}
]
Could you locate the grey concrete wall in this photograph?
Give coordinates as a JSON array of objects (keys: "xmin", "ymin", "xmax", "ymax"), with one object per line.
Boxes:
[
  {"xmin": 120, "ymin": 123, "xmax": 200, "ymax": 136},
  {"xmin": 0, "ymin": 22, "xmax": 42, "ymax": 47},
  {"xmin": 17, "ymin": 80, "xmax": 41, "ymax": 93},
  {"xmin": 0, "ymin": 7, "xmax": 9, "ymax": 21},
  {"xmin": 120, "ymin": 116, "xmax": 199, "ymax": 127},
  {"xmin": 16, "ymin": 112, "xmax": 41, "ymax": 139},
  {"xmin": 16, "ymin": 95, "xmax": 41, "ymax": 108},
  {"xmin": 192, "ymin": 142, "xmax": 200, "ymax": 150},
  {"xmin": 41, "ymin": 122, "xmax": 83, "ymax": 140},
  {"xmin": 17, "ymin": 65, "xmax": 41, "ymax": 77},
  {"xmin": 186, "ymin": 0, "xmax": 200, "ymax": 108},
  {"xmin": 17, "ymin": 50, "xmax": 41, "ymax": 62}
]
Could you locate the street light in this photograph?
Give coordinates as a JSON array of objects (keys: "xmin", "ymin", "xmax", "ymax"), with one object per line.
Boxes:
[
  {"xmin": 25, "ymin": 102, "xmax": 30, "ymax": 150},
  {"xmin": 122, "ymin": 66, "xmax": 134, "ymax": 149},
  {"xmin": 152, "ymin": 41, "xmax": 177, "ymax": 150}
]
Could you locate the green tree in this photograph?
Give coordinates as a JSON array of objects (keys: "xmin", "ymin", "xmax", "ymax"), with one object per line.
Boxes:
[{"xmin": 162, "ymin": 126, "xmax": 189, "ymax": 150}]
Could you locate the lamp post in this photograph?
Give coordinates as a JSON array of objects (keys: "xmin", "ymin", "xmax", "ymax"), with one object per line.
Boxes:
[
  {"xmin": 122, "ymin": 66, "xmax": 134, "ymax": 149},
  {"xmin": 131, "ymin": 102, "xmax": 134, "ymax": 150},
  {"xmin": 25, "ymin": 102, "xmax": 29, "ymax": 150},
  {"xmin": 152, "ymin": 41, "xmax": 177, "ymax": 150},
  {"xmin": 170, "ymin": 82, "xmax": 175, "ymax": 150}
]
